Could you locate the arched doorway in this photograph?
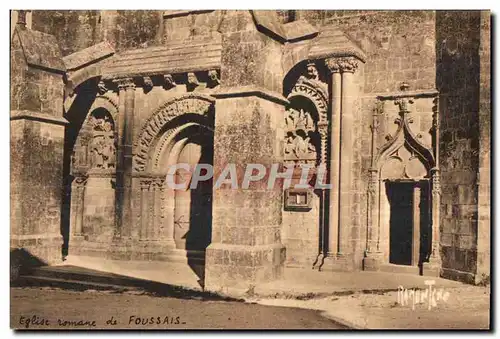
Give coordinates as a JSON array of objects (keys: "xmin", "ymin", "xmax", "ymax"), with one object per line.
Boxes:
[{"xmin": 134, "ymin": 95, "xmax": 215, "ymax": 283}]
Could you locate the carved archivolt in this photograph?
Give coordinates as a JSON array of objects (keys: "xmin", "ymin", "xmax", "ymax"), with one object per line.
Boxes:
[
  {"xmin": 288, "ymin": 78, "xmax": 328, "ymax": 125},
  {"xmin": 134, "ymin": 94, "xmax": 215, "ymax": 172}
]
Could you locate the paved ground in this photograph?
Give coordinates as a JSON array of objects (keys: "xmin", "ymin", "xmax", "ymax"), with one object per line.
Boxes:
[
  {"xmin": 10, "ymin": 287, "xmax": 345, "ymax": 330},
  {"xmin": 251, "ymin": 284, "xmax": 491, "ymax": 329},
  {"xmin": 254, "ymin": 268, "xmax": 465, "ymax": 298}
]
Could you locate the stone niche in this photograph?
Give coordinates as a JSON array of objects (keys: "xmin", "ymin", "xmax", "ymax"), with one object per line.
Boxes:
[
  {"xmin": 69, "ymin": 107, "xmax": 117, "ymax": 254},
  {"xmin": 281, "ymin": 61, "xmax": 328, "ymax": 269}
]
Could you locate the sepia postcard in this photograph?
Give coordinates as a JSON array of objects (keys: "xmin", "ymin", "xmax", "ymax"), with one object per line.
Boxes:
[{"xmin": 9, "ymin": 9, "xmax": 491, "ymax": 330}]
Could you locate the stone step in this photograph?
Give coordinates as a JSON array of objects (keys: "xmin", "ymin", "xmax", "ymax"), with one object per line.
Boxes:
[
  {"xmin": 22, "ymin": 265, "xmax": 153, "ymax": 289},
  {"xmin": 15, "ymin": 274, "xmax": 141, "ymax": 292},
  {"xmin": 379, "ymin": 264, "xmax": 421, "ymax": 275}
]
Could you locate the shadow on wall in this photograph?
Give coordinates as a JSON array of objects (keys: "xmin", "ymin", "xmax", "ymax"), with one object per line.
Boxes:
[
  {"xmin": 186, "ymin": 128, "xmax": 214, "ymax": 288},
  {"xmin": 10, "ymin": 248, "xmax": 47, "ymax": 282}
]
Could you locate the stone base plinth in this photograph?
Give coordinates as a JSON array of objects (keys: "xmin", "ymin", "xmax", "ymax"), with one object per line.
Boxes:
[
  {"xmin": 320, "ymin": 253, "xmax": 354, "ymax": 271},
  {"xmin": 204, "ymin": 243, "xmax": 286, "ymax": 295},
  {"xmin": 10, "ymin": 234, "xmax": 63, "ymax": 277},
  {"xmin": 69, "ymin": 237, "xmax": 177, "ymax": 261},
  {"xmin": 362, "ymin": 252, "xmax": 384, "ymax": 271},
  {"xmin": 422, "ymin": 261, "xmax": 441, "ymax": 277}
]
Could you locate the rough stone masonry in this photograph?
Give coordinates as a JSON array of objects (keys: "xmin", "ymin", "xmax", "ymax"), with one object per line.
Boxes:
[{"xmin": 10, "ymin": 10, "xmax": 490, "ymax": 294}]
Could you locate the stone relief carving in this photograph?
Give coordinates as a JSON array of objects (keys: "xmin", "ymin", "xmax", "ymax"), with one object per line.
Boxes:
[
  {"xmin": 164, "ymin": 74, "xmax": 177, "ymax": 89},
  {"xmin": 207, "ymin": 70, "xmax": 220, "ymax": 88},
  {"xmin": 284, "ymin": 108, "xmax": 317, "ymax": 163},
  {"xmin": 284, "ymin": 62, "xmax": 329, "ymax": 165},
  {"xmin": 374, "ymin": 84, "xmax": 437, "ymax": 173},
  {"xmin": 187, "ymin": 72, "xmax": 199, "ymax": 91},
  {"xmin": 89, "ymin": 114, "xmax": 115, "ymax": 170}
]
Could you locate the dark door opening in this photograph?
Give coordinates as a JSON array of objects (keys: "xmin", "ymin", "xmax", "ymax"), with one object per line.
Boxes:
[
  {"xmin": 388, "ymin": 182, "xmax": 414, "ymax": 265},
  {"xmin": 387, "ymin": 181, "xmax": 431, "ymax": 268}
]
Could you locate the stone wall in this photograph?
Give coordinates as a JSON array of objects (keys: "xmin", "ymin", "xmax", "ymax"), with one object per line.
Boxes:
[
  {"xmin": 10, "ymin": 25, "xmax": 66, "ymax": 265},
  {"xmin": 476, "ymin": 11, "xmax": 491, "ymax": 284},
  {"xmin": 31, "ymin": 10, "xmax": 162, "ymax": 56},
  {"xmin": 436, "ymin": 11, "xmax": 482, "ymax": 283}
]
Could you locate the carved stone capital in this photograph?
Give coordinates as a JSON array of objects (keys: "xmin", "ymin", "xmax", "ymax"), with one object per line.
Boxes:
[
  {"xmin": 152, "ymin": 179, "xmax": 165, "ymax": 190},
  {"xmin": 114, "ymin": 78, "xmax": 136, "ymax": 91},
  {"xmin": 140, "ymin": 179, "xmax": 153, "ymax": 190},
  {"xmin": 163, "ymin": 74, "xmax": 177, "ymax": 89},
  {"xmin": 325, "ymin": 58, "xmax": 341, "ymax": 73},
  {"xmin": 325, "ymin": 57, "xmax": 359, "ymax": 74}
]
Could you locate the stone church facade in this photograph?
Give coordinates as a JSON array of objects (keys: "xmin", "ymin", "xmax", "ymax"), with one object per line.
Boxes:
[{"xmin": 10, "ymin": 10, "xmax": 490, "ymax": 293}]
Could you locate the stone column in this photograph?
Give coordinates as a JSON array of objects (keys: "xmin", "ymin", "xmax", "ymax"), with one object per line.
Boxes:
[
  {"xmin": 424, "ymin": 100, "xmax": 441, "ymax": 276},
  {"xmin": 424, "ymin": 168, "xmax": 441, "ymax": 276},
  {"xmin": 72, "ymin": 175, "xmax": 89, "ymax": 236},
  {"xmin": 412, "ymin": 184, "xmax": 421, "ymax": 266},
  {"xmin": 152, "ymin": 179, "xmax": 164, "ymax": 239},
  {"xmin": 139, "ymin": 179, "xmax": 152, "ymax": 240},
  {"xmin": 113, "ymin": 78, "xmax": 136, "ymax": 239},
  {"xmin": 338, "ymin": 57, "xmax": 358, "ymax": 255},
  {"xmin": 324, "ymin": 58, "xmax": 342, "ymax": 257}
]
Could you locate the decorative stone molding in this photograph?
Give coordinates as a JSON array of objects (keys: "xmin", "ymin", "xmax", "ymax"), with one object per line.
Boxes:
[
  {"xmin": 284, "ymin": 62, "xmax": 329, "ymax": 166},
  {"xmin": 212, "ymin": 86, "xmax": 289, "ymax": 106},
  {"xmin": 163, "ymin": 74, "xmax": 176, "ymax": 89},
  {"xmin": 374, "ymin": 84, "xmax": 436, "ymax": 171},
  {"xmin": 288, "ymin": 81, "xmax": 328, "ymax": 125},
  {"xmin": 134, "ymin": 94, "xmax": 215, "ymax": 172},
  {"xmin": 297, "ymin": 62, "xmax": 328, "ymax": 94}
]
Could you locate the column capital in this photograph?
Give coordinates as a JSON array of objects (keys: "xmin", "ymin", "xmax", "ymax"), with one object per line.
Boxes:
[
  {"xmin": 140, "ymin": 179, "xmax": 153, "ymax": 190},
  {"xmin": 114, "ymin": 77, "xmax": 136, "ymax": 91},
  {"xmin": 325, "ymin": 57, "xmax": 359, "ymax": 74}
]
